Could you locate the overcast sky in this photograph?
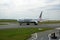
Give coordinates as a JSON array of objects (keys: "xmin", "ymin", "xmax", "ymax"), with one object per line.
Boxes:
[{"xmin": 0, "ymin": 0, "xmax": 60, "ymax": 20}]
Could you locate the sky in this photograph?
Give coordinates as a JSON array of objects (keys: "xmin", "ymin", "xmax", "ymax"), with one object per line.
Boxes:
[{"xmin": 0, "ymin": 0, "xmax": 60, "ymax": 20}]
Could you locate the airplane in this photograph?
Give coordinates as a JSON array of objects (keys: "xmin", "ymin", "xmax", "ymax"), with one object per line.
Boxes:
[{"xmin": 18, "ymin": 11, "xmax": 43, "ymax": 25}]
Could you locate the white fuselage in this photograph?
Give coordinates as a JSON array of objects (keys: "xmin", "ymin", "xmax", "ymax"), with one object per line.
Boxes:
[
  {"xmin": 19, "ymin": 19, "xmax": 39, "ymax": 23},
  {"xmin": 18, "ymin": 19, "xmax": 39, "ymax": 25}
]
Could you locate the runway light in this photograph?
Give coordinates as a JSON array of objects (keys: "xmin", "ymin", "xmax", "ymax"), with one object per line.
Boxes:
[{"xmin": 56, "ymin": 28, "xmax": 60, "ymax": 30}]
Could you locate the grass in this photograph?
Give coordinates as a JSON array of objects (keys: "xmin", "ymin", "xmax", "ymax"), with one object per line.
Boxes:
[
  {"xmin": 40, "ymin": 21, "xmax": 60, "ymax": 24},
  {"xmin": 0, "ymin": 19, "xmax": 17, "ymax": 23},
  {"xmin": 0, "ymin": 28, "xmax": 53, "ymax": 40},
  {"xmin": 0, "ymin": 19, "xmax": 18, "ymax": 25},
  {"xmin": 0, "ymin": 24, "xmax": 8, "ymax": 25}
]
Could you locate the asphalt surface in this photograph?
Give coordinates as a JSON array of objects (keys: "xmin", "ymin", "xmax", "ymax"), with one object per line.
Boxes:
[
  {"xmin": 28, "ymin": 29, "xmax": 60, "ymax": 40},
  {"xmin": 36, "ymin": 29, "xmax": 59, "ymax": 40},
  {"xmin": 0, "ymin": 23, "xmax": 60, "ymax": 29}
]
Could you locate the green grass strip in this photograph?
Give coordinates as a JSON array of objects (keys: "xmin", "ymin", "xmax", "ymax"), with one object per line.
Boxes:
[{"xmin": 0, "ymin": 28, "xmax": 54, "ymax": 40}]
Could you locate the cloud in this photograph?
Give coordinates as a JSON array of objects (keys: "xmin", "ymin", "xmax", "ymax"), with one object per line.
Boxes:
[
  {"xmin": 44, "ymin": 4, "xmax": 60, "ymax": 10},
  {"xmin": 45, "ymin": 0, "xmax": 60, "ymax": 6},
  {"xmin": 0, "ymin": 0, "xmax": 60, "ymax": 11},
  {"xmin": 10, "ymin": 0, "xmax": 46, "ymax": 11},
  {"xmin": 0, "ymin": 0, "xmax": 60, "ymax": 19}
]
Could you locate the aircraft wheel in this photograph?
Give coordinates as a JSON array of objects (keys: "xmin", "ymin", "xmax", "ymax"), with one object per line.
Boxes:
[
  {"xmin": 27, "ymin": 23, "xmax": 30, "ymax": 25},
  {"xmin": 34, "ymin": 22, "xmax": 38, "ymax": 25},
  {"xmin": 20, "ymin": 23, "xmax": 22, "ymax": 25}
]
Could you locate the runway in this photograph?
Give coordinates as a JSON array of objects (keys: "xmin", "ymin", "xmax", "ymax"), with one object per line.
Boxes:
[{"xmin": 0, "ymin": 22, "xmax": 60, "ymax": 29}]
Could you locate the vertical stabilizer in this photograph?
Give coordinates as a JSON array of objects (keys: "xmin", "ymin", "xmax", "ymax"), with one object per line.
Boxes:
[
  {"xmin": 39, "ymin": 11, "xmax": 42, "ymax": 18},
  {"xmin": 38, "ymin": 11, "xmax": 43, "ymax": 22}
]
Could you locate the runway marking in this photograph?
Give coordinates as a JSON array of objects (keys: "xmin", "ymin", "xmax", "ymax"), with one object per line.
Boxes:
[
  {"xmin": 48, "ymin": 33, "xmax": 51, "ymax": 40},
  {"xmin": 56, "ymin": 28, "xmax": 60, "ymax": 29},
  {"xmin": 31, "ymin": 33, "xmax": 37, "ymax": 40}
]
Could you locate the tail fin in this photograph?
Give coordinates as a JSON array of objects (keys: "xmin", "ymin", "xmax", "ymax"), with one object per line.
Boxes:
[
  {"xmin": 39, "ymin": 11, "xmax": 42, "ymax": 18},
  {"xmin": 38, "ymin": 11, "xmax": 43, "ymax": 22}
]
